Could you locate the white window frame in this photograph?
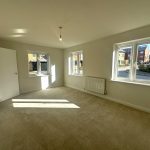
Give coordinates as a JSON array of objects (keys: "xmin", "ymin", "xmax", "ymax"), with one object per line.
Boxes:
[
  {"xmin": 112, "ymin": 37, "xmax": 150, "ymax": 85},
  {"xmin": 68, "ymin": 51, "xmax": 83, "ymax": 76},
  {"xmin": 28, "ymin": 51, "xmax": 49, "ymax": 77}
]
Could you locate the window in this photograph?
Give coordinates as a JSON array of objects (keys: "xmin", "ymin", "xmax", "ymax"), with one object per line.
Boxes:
[
  {"xmin": 68, "ymin": 51, "xmax": 83, "ymax": 75},
  {"xmin": 28, "ymin": 52, "xmax": 48, "ymax": 76},
  {"xmin": 112, "ymin": 38, "xmax": 150, "ymax": 85}
]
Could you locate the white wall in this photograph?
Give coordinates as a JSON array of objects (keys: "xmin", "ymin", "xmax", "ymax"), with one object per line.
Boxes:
[
  {"xmin": 64, "ymin": 25, "xmax": 150, "ymax": 113},
  {"xmin": 0, "ymin": 39, "xmax": 64, "ymax": 94}
]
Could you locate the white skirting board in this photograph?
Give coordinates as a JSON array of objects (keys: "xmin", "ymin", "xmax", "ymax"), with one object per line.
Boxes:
[{"xmin": 65, "ymin": 84, "xmax": 150, "ymax": 113}]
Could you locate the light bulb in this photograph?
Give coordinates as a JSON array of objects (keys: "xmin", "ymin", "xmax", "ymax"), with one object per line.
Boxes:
[{"xmin": 59, "ymin": 35, "xmax": 62, "ymax": 41}]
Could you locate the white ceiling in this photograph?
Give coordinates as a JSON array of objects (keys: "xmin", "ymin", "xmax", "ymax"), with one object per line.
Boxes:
[{"xmin": 0, "ymin": 0, "xmax": 150, "ymax": 48}]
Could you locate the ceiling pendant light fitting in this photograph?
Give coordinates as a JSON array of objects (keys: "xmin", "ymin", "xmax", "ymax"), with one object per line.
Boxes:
[{"xmin": 59, "ymin": 26, "xmax": 63, "ymax": 41}]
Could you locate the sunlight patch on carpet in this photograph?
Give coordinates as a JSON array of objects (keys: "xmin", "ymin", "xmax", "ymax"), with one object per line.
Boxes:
[{"xmin": 12, "ymin": 99, "xmax": 80, "ymax": 108}]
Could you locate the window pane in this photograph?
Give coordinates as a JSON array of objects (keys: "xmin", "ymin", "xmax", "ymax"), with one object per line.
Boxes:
[
  {"xmin": 39, "ymin": 54, "xmax": 48, "ymax": 74},
  {"xmin": 79, "ymin": 52, "xmax": 83, "ymax": 74},
  {"xmin": 71, "ymin": 51, "xmax": 83, "ymax": 75},
  {"xmin": 136, "ymin": 44, "xmax": 150, "ymax": 80},
  {"xmin": 72, "ymin": 53, "xmax": 78, "ymax": 74},
  {"xmin": 68, "ymin": 56, "xmax": 72, "ymax": 75},
  {"xmin": 28, "ymin": 53, "xmax": 37, "ymax": 75},
  {"xmin": 117, "ymin": 47, "xmax": 132, "ymax": 78}
]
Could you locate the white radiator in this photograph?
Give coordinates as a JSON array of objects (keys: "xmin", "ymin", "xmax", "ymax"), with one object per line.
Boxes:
[{"xmin": 84, "ymin": 76, "xmax": 106, "ymax": 95}]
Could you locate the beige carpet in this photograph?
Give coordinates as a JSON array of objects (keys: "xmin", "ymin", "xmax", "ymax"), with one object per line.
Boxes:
[{"xmin": 0, "ymin": 87, "xmax": 150, "ymax": 150}]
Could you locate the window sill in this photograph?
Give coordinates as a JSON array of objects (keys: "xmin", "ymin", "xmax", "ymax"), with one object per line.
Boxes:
[
  {"xmin": 68, "ymin": 74, "xmax": 84, "ymax": 77},
  {"xmin": 111, "ymin": 79, "xmax": 150, "ymax": 87},
  {"xmin": 29, "ymin": 74, "xmax": 49, "ymax": 78}
]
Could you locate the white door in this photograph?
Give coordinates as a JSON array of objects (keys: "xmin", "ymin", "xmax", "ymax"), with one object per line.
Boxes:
[{"xmin": 0, "ymin": 48, "xmax": 19, "ymax": 101}]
